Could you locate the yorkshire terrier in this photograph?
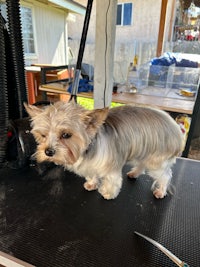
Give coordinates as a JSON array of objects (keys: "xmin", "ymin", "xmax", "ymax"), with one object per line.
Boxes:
[{"xmin": 24, "ymin": 101, "xmax": 184, "ymax": 200}]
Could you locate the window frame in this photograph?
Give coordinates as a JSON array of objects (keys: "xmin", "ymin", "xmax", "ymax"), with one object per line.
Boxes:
[
  {"xmin": 0, "ymin": 2, "xmax": 37, "ymax": 59},
  {"xmin": 20, "ymin": 3, "xmax": 37, "ymax": 60},
  {"xmin": 116, "ymin": 2, "xmax": 133, "ymax": 26}
]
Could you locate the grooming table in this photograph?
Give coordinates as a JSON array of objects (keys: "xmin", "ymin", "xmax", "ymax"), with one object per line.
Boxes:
[{"xmin": 0, "ymin": 157, "xmax": 199, "ymax": 266}]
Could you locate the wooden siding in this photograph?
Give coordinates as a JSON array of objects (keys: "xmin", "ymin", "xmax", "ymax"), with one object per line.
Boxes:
[{"xmin": 22, "ymin": 1, "xmax": 69, "ymax": 65}]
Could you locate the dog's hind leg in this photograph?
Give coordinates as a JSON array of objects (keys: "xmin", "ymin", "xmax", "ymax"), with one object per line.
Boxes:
[
  {"xmin": 148, "ymin": 162, "xmax": 173, "ymax": 199},
  {"xmin": 98, "ymin": 172, "xmax": 123, "ymax": 200},
  {"xmin": 127, "ymin": 164, "xmax": 145, "ymax": 178}
]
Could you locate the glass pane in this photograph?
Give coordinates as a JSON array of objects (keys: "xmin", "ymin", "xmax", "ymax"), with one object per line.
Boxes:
[
  {"xmin": 29, "ymin": 40, "xmax": 35, "ymax": 53},
  {"xmin": 20, "ymin": 6, "xmax": 35, "ymax": 54},
  {"xmin": 123, "ymin": 3, "xmax": 132, "ymax": 25},
  {"xmin": 0, "ymin": 3, "xmax": 7, "ymax": 20},
  {"xmin": 116, "ymin": 4, "xmax": 122, "ymax": 25}
]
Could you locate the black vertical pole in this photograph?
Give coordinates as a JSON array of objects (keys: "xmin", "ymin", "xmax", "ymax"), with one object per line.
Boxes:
[
  {"xmin": 69, "ymin": 0, "xmax": 93, "ymax": 102},
  {"xmin": 6, "ymin": 0, "xmax": 27, "ymax": 118},
  {"xmin": 0, "ymin": 14, "xmax": 9, "ymax": 166},
  {"xmin": 182, "ymin": 82, "xmax": 200, "ymax": 157}
]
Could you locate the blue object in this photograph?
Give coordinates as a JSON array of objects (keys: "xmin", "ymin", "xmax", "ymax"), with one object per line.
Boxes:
[
  {"xmin": 175, "ymin": 58, "xmax": 198, "ymax": 68},
  {"xmin": 151, "ymin": 52, "xmax": 198, "ymax": 68},
  {"xmin": 149, "ymin": 53, "xmax": 198, "ymax": 88},
  {"xmin": 151, "ymin": 53, "xmax": 176, "ymax": 66},
  {"xmin": 68, "ymin": 78, "xmax": 93, "ymax": 93}
]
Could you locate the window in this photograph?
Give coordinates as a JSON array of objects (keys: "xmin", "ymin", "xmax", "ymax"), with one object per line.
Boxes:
[
  {"xmin": 0, "ymin": 3, "xmax": 36, "ymax": 57},
  {"xmin": 116, "ymin": 3, "xmax": 133, "ymax": 26},
  {"xmin": 20, "ymin": 6, "xmax": 36, "ymax": 56}
]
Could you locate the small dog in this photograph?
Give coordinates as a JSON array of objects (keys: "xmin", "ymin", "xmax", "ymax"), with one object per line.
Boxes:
[{"xmin": 24, "ymin": 101, "xmax": 184, "ymax": 200}]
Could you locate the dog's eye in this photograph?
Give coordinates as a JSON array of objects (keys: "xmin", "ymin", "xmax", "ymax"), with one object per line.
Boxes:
[
  {"xmin": 41, "ymin": 134, "xmax": 46, "ymax": 138},
  {"xmin": 61, "ymin": 133, "xmax": 72, "ymax": 139}
]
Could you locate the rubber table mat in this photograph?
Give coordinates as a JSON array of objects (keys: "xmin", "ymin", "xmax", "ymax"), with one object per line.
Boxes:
[{"xmin": 0, "ymin": 157, "xmax": 199, "ymax": 267}]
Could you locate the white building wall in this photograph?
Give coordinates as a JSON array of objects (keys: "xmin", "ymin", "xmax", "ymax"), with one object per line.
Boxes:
[
  {"xmin": 68, "ymin": 0, "xmax": 176, "ymax": 83},
  {"xmin": 115, "ymin": 0, "xmax": 161, "ymax": 42},
  {"xmin": 68, "ymin": 0, "xmax": 175, "ymax": 43},
  {"xmin": 22, "ymin": 0, "xmax": 69, "ymax": 65}
]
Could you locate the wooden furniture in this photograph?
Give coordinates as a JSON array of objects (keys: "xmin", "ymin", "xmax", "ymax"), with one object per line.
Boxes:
[
  {"xmin": 39, "ymin": 82, "xmax": 195, "ymax": 115},
  {"xmin": 25, "ymin": 65, "xmax": 73, "ymax": 104},
  {"xmin": 112, "ymin": 91, "xmax": 194, "ymax": 114},
  {"xmin": 25, "ymin": 66, "xmax": 41, "ymax": 104}
]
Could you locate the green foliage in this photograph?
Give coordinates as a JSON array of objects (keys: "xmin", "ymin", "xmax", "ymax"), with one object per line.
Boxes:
[{"xmin": 77, "ymin": 97, "xmax": 124, "ymax": 110}]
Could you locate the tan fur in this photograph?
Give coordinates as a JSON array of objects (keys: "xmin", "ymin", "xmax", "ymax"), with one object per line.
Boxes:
[{"xmin": 24, "ymin": 101, "xmax": 184, "ymax": 200}]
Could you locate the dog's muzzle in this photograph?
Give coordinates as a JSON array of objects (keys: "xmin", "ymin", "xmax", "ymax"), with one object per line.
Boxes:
[{"xmin": 45, "ymin": 148, "xmax": 55, "ymax": 157}]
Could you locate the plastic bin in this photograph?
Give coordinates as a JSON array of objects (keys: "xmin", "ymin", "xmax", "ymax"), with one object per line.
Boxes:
[
  {"xmin": 127, "ymin": 64, "xmax": 149, "ymax": 90},
  {"xmin": 166, "ymin": 65, "xmax": 200, "ymax": 91},
  {"xmin": 165, "ymin": 66, "xmax": 200, "ymax": 100},
  {"xmin": 127, "ymin": 63, "xmax": 170, "ymax": 96}
]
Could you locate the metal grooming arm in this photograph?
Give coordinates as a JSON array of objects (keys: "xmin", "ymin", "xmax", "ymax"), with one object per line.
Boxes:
[{"xmin": 69, "ymin": 0, "xmax": 94, "ymax": 102}]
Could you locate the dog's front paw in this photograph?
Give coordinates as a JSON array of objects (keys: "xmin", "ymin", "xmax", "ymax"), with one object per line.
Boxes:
[
  {"xmin": 153, "ymin": 187, "xmax": 167, "ymax": 199},
  {"xmin": 151, "ymin": 180, "xmax": 168, "ymax": 199},
  {"xmin": 98, "ymin": 186, "xmax": 119, "ymax": 200},
  {"xmin": 84, "ymin": 181, "xmax": 98, "ymax": 191}
]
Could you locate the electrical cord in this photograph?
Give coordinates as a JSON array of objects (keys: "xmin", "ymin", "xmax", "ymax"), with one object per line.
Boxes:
[{"xmin": 103, "ymin": 0, "xmax": 111, "ymax": 107}]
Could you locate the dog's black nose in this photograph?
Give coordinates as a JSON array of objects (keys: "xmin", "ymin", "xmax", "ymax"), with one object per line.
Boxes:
[{"xmin": 45, "ymin": 148, "xmax": 55, "ymax": 157}]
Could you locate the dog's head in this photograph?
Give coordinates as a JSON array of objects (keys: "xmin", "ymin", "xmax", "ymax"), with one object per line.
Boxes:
[{"xmin": 24, "ymin": 101, "xmax": 108, "ymax": 167}]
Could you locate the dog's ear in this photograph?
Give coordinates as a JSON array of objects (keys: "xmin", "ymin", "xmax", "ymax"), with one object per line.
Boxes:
[
  {"xmin": 24, "ymin": 103, "xmax": 43, "ymax": 118},
  {"xmin": 82, "ymin": 107, "xmax": 109, "ymax": 135}
]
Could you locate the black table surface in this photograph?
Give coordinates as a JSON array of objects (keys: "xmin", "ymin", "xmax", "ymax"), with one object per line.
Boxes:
[{"xmin": 0, "ymin": 157, "xmax": 199, "ymax": 267}]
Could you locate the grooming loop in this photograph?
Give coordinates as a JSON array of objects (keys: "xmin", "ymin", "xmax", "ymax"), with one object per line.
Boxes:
[{"xmin": 69, "ymin": 0, "xmax": 94, "ymax": 102}]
